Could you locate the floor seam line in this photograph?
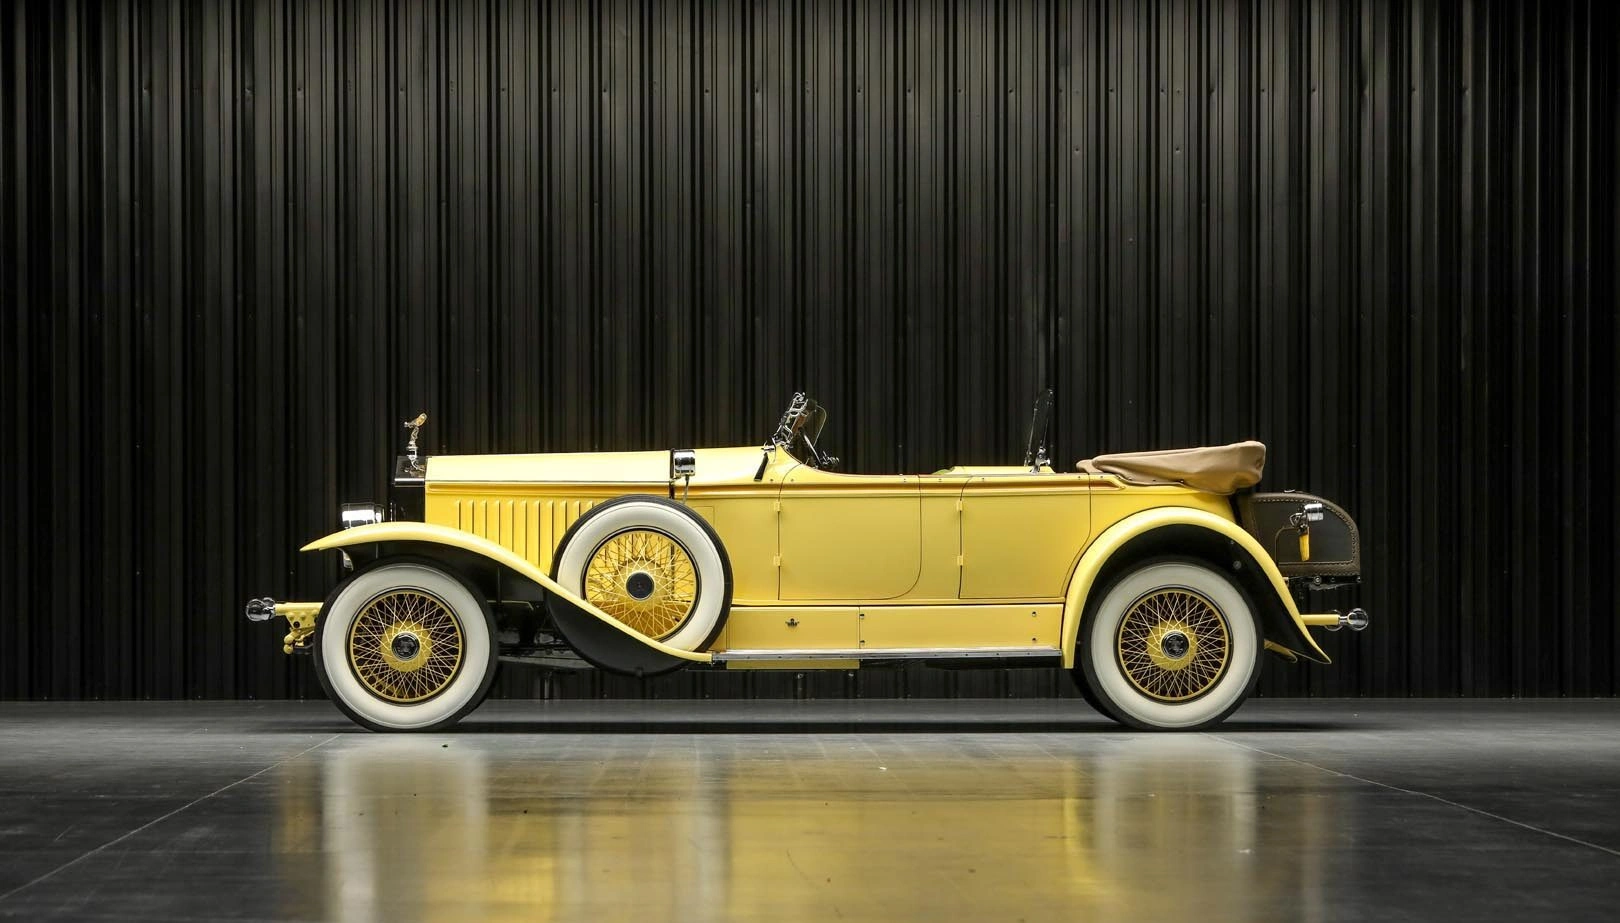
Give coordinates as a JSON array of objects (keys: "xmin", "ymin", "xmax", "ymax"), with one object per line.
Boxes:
[
  {"xmin": 0, "ymin": 734, "xmax": 340, "ymax": 905},
  {"xmin": 1205, "ymin": 733, "xmax": 1620, "ymax": 860}
]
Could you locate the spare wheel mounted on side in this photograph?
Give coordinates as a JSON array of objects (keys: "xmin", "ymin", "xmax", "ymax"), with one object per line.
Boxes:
[{"xmin": 549, "ymin": 494, "xmax": 733, "ymax": 675}]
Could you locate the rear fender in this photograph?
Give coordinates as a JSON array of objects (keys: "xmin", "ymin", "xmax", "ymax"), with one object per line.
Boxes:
[
  {"xmin": 1060, "ymin": 508, "xmax": 1331, "ymax": 667},
  {"xmin": 302, "ymin": 522, "xmax": 712, "ymax": 666}
]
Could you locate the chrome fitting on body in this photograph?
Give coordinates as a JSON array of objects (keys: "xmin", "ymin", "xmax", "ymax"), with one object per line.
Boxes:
[
  {"xmin": 1325, "ymin": 608, "xmax": 1370, "ymax": 632},
  {"xmin": 341, "ymin": 502, "xmax": 385, "ymax": 529},
  {"xmin": 670, "ymin": 449, "xmax": 696, "ymax": 502},
  {"xmin": 402, "ymin": 412, "xmax": 428, "ymax": 472},
  {"xmin": 1289, "ymin": 501, "xmax": 1325, "ymax": 529},
  {"xmin": 243, "ymin": 597, "xmax": 323, "ymax": 652}
]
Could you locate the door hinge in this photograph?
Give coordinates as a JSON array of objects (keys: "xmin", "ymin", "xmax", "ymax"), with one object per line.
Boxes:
[
  {"xmin": 773, "ymin": 499, "xmax": 781, "ymax": 512},
  {"xmin": 956, "ymin": 554, "xmax": 964, "ymax": 566},
  {"xmin": 773, "ymin": 554, "xmax": 781, "ymax": 568},
  {"xmin": 955, "ymin": 498, "xmax": 964, "ymax": 512}
]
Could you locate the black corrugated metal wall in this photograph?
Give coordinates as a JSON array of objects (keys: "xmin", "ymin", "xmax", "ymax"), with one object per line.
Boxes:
[{"xmin": 2, "ymin": 0, "xmax": 1615, "ymax": 701}]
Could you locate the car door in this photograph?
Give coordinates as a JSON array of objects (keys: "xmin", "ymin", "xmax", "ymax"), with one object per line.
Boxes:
[
  {"xmin": 959, "ymin": 473, "xmax": 1091, "ymax": 599},
  {"xmin": 777, "ymin": 466, "xmax": 922, "ymax": 601}
]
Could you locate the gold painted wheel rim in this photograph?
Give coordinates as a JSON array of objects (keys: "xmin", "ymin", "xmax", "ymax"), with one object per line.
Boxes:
[
  {"xmin": 583, "ymin": 529, "xmax": 699, "ymax": 640},
  {"xmin": 1116, "ymin": 588, "xmax": 1230, "ymax": 702},
  {"xmin": 347, "ymin": 590, "xmax": 465, "ymax": 703}
]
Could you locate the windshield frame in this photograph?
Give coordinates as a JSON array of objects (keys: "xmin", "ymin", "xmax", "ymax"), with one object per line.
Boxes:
[
  {"xmin": 787, "ymin": 401, "xmax": 829, "ymax": 465},
  {"xmin": 769, "ymin": 393, "xmax": 833, "ymax": 468}
]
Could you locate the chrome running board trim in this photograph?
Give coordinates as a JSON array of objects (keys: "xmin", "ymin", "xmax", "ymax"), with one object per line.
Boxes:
[{"xmin": 713, "ymin": 646, "xmax": 1060, "ymax": 662}]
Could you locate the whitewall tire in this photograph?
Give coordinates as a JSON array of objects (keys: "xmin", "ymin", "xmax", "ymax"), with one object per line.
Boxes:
[
  {"xmin": 1078, "ymin": 558, "xmax": 1262, "ymax": 730},
  {"xmin": 314, "ymin": 560, "xmax": 498, "ymax": 732},
  {"xmin": 553, "ymin": 495, "xmax": 732, "ymax": 652}
]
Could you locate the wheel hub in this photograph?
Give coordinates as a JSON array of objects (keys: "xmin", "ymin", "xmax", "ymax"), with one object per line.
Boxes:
[
  {"xmin": 583, "ymin": 529, "xmax": 700, "ymax": 640},
  {"xmin": 347, "ymin": 590, "xmax": 465, "ymax": 702},
  {"xmin": 1116, "ymin": 588, "xmax": 1232, "ymax": 702},
  {"xmin": 625, "ymin": 571, "xmax": 655, "ymax": 600},
  {"xmin": 390, "ymin": 632, "xmax": 421, "ymax": 661},
  {"xmin": 376, "ymin": 620, "xmax": 435, "ymax": 673},
  {"xmin": 1160, "ymin": 629, "xmax": 1190, "ymax": 659}
]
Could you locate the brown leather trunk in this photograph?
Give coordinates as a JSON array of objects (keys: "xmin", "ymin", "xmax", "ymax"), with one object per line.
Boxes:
[{"xmin": 1237, "ymin": 492, "xmax": 1361, "ymax": 578}]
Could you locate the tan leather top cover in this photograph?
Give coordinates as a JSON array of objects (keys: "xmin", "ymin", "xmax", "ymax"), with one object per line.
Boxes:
[{"xmin": 1075, "ymin": 440, "xmax": 1267, "ymax": 494}]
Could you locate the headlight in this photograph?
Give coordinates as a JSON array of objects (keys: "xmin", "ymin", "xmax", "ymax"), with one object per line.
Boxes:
[{"xmin": 340, "ymin": 502, "xmax": 385, "ymax": 529}]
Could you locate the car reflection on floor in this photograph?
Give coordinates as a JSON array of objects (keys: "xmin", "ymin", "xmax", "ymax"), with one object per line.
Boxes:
[{"xmin": 272, "ymin": 729, "xmax": 1334, "ymax": 921}]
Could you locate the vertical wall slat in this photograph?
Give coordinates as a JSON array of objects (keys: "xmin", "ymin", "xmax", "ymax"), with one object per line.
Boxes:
[{"xmin": 0, "ymin": 0, "xmax": 1614, "ymax": 700}]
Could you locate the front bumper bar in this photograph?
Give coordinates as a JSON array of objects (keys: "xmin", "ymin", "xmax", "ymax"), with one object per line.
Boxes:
[{"xmin": 244, "ymin": 597, "xmax": 323, "ymax": 653}]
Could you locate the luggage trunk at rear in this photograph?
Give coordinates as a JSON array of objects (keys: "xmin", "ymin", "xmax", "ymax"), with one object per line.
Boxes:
[{"xmin": 1237, "ymin": 492, "xmax": 1361, "ymax": 578}]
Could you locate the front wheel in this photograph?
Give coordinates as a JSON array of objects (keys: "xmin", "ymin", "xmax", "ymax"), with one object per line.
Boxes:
[
  {"xmin": 314, "ymin": 560, "xmax": 498, "ymax": 732},
  {"xmin": 1076, "ymin": 558, "xmax": 1262, "ymax": 731}
]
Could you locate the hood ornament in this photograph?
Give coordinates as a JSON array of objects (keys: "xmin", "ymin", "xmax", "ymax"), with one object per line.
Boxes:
[{"xmin": 403, "ymin": 412, "xmax": 428, "ymax": 471}]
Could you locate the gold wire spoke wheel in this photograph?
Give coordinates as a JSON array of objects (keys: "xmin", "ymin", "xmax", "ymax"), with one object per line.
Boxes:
[
  {"xmin": 1115, "ymin": 587, "xmax": 1231, "ymax": 702},
  {"xmin": 583, "ymin": 528, "xmax": 700, "ymax": 640},
  {"xmin": 346, "ymin": 589, "xmax": 466, "ymax": 703}
]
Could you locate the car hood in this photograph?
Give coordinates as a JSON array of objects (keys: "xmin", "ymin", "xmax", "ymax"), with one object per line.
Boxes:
[{"xmin": 425, "ymin": 446, "xmax": 766, "ymax": 485}]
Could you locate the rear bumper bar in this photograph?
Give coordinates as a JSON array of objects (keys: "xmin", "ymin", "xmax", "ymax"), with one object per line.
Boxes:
[{"xmin": 1300, "ymin": 608, "xmax": 1370, "ymax": 632}]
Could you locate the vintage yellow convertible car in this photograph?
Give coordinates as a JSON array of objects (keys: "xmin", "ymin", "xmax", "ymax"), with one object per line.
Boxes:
[{"xmin": 246, "ymin": 392, "xmax": 1367, "ymax": 732}]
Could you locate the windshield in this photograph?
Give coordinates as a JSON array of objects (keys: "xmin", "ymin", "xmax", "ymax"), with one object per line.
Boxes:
[
  {"xmin": 1024, "ymin": 388, "xmax": 1053, "ymax": 470},
  {"xmin": 769, "ymin": 392, "xmax": 836, "ymax": 469},
  {"xmin": 788, "ymin": 402, "xmax": 828, "ymax": 462}
]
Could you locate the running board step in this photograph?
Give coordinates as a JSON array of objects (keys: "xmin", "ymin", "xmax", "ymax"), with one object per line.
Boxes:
[{"xmin": 714, "ymin": 646, "xmax": 1061, "ymax": 663}]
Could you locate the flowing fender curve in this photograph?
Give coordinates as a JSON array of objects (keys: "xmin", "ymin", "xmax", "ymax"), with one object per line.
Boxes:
[
  {"xmin": 301, "ymin": 521, "xmax": 713, "ymax": 665},
  {"xmin": 1060, "ymin": 507, "xmax": 1331, "ymax": 669}
]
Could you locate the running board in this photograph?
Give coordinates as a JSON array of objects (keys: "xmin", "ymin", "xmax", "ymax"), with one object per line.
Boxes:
[{"xmin": 714, "ymin": 646, "xmax": 1061, "ymax": 663}]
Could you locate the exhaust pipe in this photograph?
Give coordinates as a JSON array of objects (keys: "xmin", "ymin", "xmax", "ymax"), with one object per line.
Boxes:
[{"xmin": 1325, "ymin": 608, "xmax": 1369, "ymax": 632}]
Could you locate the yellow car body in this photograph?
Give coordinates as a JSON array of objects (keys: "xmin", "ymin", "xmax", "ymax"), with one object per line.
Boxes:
[{"xmin": 251, "ymin": 394, "xmax": 1366, "ymax": 731}]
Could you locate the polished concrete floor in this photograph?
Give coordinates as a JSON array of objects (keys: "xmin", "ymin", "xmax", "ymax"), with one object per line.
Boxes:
[{"xmin": 1, "ymin": 699, "xmax": 1618, "ymax": 921}]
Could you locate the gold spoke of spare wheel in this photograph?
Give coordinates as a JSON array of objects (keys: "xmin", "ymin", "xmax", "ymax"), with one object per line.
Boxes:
[
  {"xmin": 1116, "ymin": 587, "xmax": 1231, "ymax": 702},
  {"xmin": 583, "ymin": 528, "xmax": 699, "ymax": 640},
  {"xmin": 347, "ymin": 589, "xmax": 465, "ymax": 703}
]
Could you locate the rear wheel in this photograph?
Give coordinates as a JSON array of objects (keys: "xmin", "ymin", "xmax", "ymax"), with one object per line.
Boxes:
[
  {"xmin": 315, "ymin": 560, "xmax": 498, "ymax": 732},
  {"xmin": 1077, "ymin": 558, "xmax": 1261, "ymax": 730}
]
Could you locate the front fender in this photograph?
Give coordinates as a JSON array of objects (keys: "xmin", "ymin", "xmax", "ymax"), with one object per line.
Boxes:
[
  {"xmin": 1060, "ymin": 507, "xmax": 1330, "ymax": 668},
  {"xmin": 302, "ymin": 522, "xmax": 713, "ymax": 664}
]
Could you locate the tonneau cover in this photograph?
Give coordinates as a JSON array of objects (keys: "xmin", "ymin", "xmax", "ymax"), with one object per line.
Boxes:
[{"xmin": 1076, "ymin": 441, "xmax": 1266, "ymax": 495}]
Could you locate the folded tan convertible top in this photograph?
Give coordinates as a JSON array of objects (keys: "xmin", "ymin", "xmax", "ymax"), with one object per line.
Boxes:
[{"xmin": 1076, "ymin": 441, "xmax": 1266, "ymax": 495}]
